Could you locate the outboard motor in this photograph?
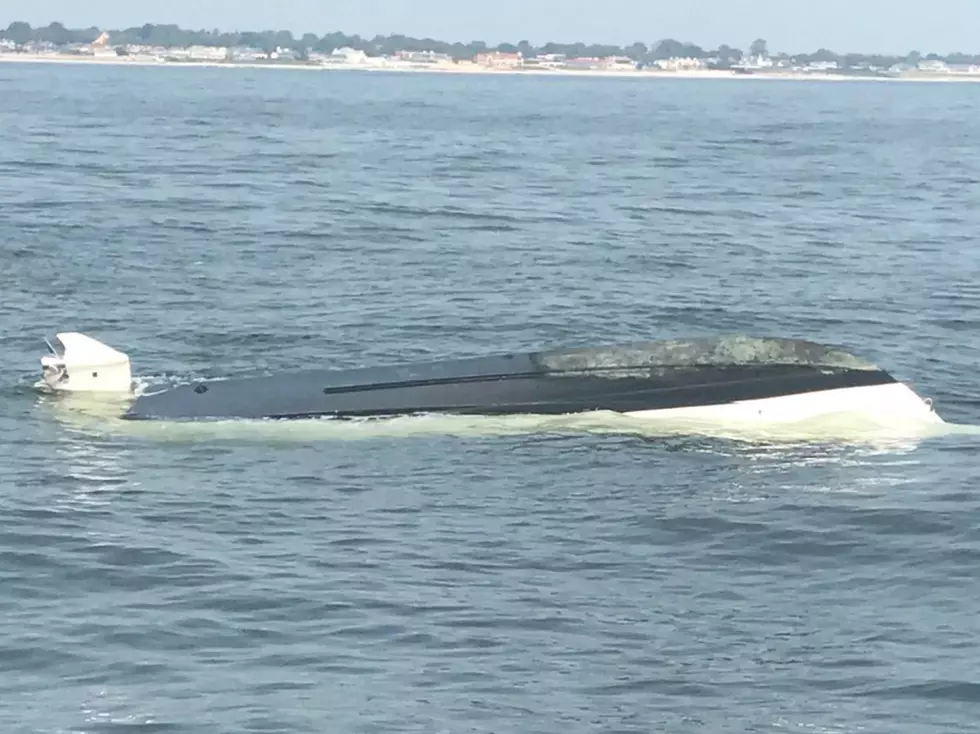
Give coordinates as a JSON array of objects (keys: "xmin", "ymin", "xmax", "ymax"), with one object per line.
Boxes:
[{"xmin": 39, "ymin": 332, "xmax": 133, "ymax": 393}]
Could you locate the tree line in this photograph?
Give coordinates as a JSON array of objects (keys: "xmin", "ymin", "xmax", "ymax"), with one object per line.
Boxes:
[{"xmin": 3, "ymin": 21, "xmax": 978, "ymax": 67}]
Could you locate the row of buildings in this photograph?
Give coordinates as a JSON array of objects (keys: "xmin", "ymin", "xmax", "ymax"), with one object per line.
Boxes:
[
  {"xmin": 3, "ymin": 35, "xmax": 980, "ymax": 77},
  {"xmin": 0, "ymin": 36, "xmax": 688, "ymax": 71},
  {"xmin": 733, "ymin": 53, "xmax": 980, "ymax": 76},
  {"xmin": 0, "ymin": 38, "xmax": 746, "ymax": 74}
]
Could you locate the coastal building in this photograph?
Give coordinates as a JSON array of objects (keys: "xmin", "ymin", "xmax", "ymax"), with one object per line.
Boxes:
[
  {"xmin": 888, "ymin": 62, "xmax": 917, "ymax": 74},
  {"xmin": 913, "ymin": 59, "xmax": 980, "ymax": 75},
  {"xmin": 474, "ymin": 51, "xmax": 522, "ymax": 68},
  {"xmin": 55, "ymin": 41, "xmax": 91, "ymax": 54},
  {"xmin": 917, "ymin": 59, "xmax": 948, "ymax": 73},
  {"xmin": 562, "ymin": 56, "xmax": 600, "ymax": 70},
  {"xmin": 269, "ymin": 47, "xmax": 298, "ymax": 61},
  {"xmin": 395, "ymin": 50, "xmax": 453, "ymax": 65},
  {"xmin": 604, "ymin": 56, "xmax": 638, "ymax": 70},
  {"xmin": 312, "ymin": 47, "xmax": 369, "ymax": 65},
  {"xmin": 228, "ymin": 46, "xmax": 267, "ymax": 62},
  {"xmin": 117, "ymin": 44, "xmax": 169, "ymax": 60},
  {"xmin": 735, "ymin": 54, "xmax": 774, "ymax": 70},
  {"xmin": 166, "ymin": 45, "xmax": 229, "ymax": 61},
  {"xmin": 653, "ymin": 56, "xmax": 707, "ymax": 71},
  {"xmin": 92, "ymin": 44, "xmax": 118, "ymax": 58},
  {"xmin": 521, "ymin": 53, "xmax": 565, "ymax": 70}
]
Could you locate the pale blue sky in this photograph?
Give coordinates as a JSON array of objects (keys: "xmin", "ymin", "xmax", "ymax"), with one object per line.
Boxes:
[{"xmin": 4, "ymin": 0, "xmax": 979, "ymax": 54}]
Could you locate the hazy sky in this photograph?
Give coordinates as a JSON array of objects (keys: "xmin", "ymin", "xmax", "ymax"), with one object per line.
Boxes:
[{"xmin": 4, "ymin": 0, "xmax": 979, "ymax": 54}]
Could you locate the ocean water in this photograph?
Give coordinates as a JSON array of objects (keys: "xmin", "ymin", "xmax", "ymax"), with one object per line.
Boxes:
[{"xmin": 2, "ymin": 61, "xmax": 980, "ymax": 733}]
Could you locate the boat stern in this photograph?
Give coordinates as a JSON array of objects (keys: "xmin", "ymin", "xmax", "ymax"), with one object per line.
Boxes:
[{"xmin": 38, "ymin": 332, "xmax": 134, "ymax": 394}]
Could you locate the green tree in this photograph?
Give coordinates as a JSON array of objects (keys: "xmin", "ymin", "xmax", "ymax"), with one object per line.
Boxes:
[
  {"xmin": 4, "ymin": 21, "xmax": 33, "ymax": 44},
  {"xmin": 36, "ymin": 22, "xmax": 73, "ymax": 45},
  {"xmin": 625, "ymin": 41, "xmax": 648, "ymax": 59},
  {"xmin": 716, "ymin": 44, "xmax": 742, "ymax": 63},
  {"xmin": 650, "ymin": 38, "xmax": 707, "ymax": 60}
]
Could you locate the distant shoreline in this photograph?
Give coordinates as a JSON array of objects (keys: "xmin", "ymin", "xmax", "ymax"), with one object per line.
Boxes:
[{"xmin": 4, "ymin": 52, "xmax": 980, "ymax": 84}]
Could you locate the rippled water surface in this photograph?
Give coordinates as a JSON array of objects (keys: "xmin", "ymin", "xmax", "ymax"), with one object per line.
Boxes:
[{"xmin": 2, "ymin": 62, "xmax": 980, "ymax": 733}]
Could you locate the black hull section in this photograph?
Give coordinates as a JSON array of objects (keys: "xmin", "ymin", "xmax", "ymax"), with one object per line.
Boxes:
[{"xmin": 123, "ymin": 336, "xmax": 898, "ymax": 422}]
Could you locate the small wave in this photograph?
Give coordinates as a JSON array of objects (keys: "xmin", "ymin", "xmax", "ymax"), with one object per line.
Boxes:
[
  {"xmin": 359, "ymin": 202, "xmax": 523, "ymax": 225},
  {"xmin": 859, "ymin": 679, "xmax": 980, "ymax": 703}
]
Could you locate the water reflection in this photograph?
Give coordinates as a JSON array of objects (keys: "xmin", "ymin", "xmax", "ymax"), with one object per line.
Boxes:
[{"xmin": 35, "ymin": 391, "xmax": 137, "ymax": 511}]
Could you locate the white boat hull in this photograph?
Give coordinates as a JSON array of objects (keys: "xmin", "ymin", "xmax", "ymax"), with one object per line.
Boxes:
[{"xmin": 623, "ymin": 382, "xmax": 942, "ymax": 425}]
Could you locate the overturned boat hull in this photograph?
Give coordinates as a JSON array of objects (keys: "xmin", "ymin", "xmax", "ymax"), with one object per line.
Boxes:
[{"xmin": 97, "ymin": 335, "xmax": 940, "ymax": 425}]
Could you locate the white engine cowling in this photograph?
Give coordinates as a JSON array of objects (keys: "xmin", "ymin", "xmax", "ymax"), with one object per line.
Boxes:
[{"xmin": 40, "ymin": 332, "xmax": 133, "ymax": 393}]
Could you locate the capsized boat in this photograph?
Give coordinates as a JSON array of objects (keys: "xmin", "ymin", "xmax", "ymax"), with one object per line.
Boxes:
[{"xmin": 36, "ymin": 332, "xmax": 943, "ymax": 425}]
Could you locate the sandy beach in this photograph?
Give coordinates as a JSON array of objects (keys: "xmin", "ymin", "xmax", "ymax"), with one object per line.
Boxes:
[{"xmin": 3, "ymin": 51, "xmax": 980, "ymax": 84}]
